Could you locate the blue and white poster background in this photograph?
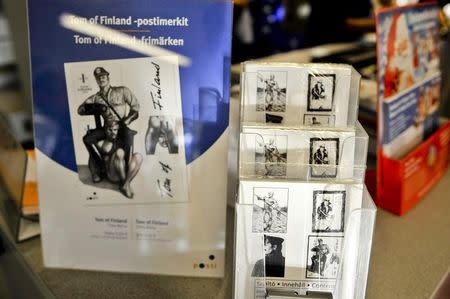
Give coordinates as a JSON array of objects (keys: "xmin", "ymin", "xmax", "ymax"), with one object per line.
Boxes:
[{"xmin": 28, "ymin": 0, "xmax": 232, "ymax": 171}]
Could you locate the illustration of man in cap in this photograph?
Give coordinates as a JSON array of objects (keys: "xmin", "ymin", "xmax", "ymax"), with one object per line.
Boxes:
[
  {"xmin": 315, "ymin": 198, "xmax": 335, "ymax": 232},
  {"xmin": 252, "ymin": 235, "xmax": 285, "ymax": 278},
  {"xmin": 310, "ymin": 238, "xmax": 330, "ymax": 276},
  {"xmin": 78, "ymin": 67, "xmax": 140, "ymax": 196},
  {"xmin": 311, "ymin": 80, "xmax": 326, "ymax": 100},
  {"xmin": 313, "ymin": 145, "xmax": 329, "ymax": 165},
  {"xmin": 317, "ymin": 199, "xmax": 332, "ymax": 220}
]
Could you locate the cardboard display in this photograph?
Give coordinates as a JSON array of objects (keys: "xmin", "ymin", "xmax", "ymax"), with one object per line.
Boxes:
[
  {"xmin": 374, "ymin": 2, "xmax": 449, "ymax": 215},
  {"xmin": 27, "ymin": 0, "xmax": 232, "ymax": 277}
]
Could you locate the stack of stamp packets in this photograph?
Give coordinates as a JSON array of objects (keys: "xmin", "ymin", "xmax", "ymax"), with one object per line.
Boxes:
[{"xmin": 234, "ymin": 62, "xmax": 376, "ymax": 299}]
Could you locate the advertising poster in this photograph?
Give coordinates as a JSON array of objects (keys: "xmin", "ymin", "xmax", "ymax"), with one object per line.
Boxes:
[
  {"xmin": 28, "ymin": 0, "xmax": 232, "ymax": 277},
  {"xmin": 376, "ymin": 3, "xmax": 441, "ymax": 159},
  {"xmin": 374, "ymin": 2, "xmax": 450, "ymax": 215}
]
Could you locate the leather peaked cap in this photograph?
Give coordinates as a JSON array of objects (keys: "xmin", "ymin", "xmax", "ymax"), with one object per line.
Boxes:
[
  {"xmin": 93, "ymin": 67, "xmax": 109, "ymax": 78},
  {"xmin": 264, "ymin": 235, "xmax": 284, "ymax": 246}
]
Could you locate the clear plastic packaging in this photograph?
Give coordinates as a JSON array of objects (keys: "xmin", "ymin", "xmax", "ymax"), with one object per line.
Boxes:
[
  {"xmin": 240, "ymin": 63, "xmax": 360, "ymax": 129},
  {"xmin": 238, "ymin": 121, "xmax": 368, "ymax": 185},
  {"xmin": 234, "ymin": 61, "xmax": 375, "ymax": 299},
  {"xmin": 234, "ymin": 183, "xmax": 376, "ymax": 299}
]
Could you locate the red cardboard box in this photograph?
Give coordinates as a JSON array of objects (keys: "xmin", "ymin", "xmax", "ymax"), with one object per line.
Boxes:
[
  {"xmin": 373, "ymin": 3, "xmax": 448, "ymax": 215},
  {"xmin": 372, "ymin": 121, "xmax": 450, "ymax": 215}
]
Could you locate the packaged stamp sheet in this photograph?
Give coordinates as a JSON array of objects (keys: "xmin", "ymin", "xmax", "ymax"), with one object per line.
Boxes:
[
  {"xmin": 234, "ymin": 180, "xmax": 364, "ymax": 299},
  {"xmin": 241, "ymin": 63, "xmax": 360, "ymax": 128},
  {"xmin": 239, "ymin": 127, "xmax": 356, "ymax": 180}
]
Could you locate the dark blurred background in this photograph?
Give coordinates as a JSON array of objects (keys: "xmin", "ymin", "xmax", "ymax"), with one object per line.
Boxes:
[
  {"xmin": 232, "ymin": 0, "xmax": 373, "ymax": 62},
  {"xmin": 0, "ymin": 0, "xmax": 450, "ymax": 148}
]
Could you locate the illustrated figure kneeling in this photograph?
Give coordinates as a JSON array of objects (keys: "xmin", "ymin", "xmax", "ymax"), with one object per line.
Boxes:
[{"xmin": 91, "ymin": 120, "xmax": 143, "ymax": 198}]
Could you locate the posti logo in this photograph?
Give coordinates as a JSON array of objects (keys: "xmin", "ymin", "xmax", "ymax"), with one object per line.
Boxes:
[
  {"xmin": 193, "ymin": 262, "xmax": 217, "ymax": 270},
  {"xmin": 193, "ymin": 255, "xmax": 217, "ymax": 270}
]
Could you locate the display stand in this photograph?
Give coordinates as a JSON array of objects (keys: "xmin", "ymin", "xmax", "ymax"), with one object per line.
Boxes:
[
  {"xmin": 234, "ymin": 63, "xmax": 376, "ymax": 299},
  {"xmin": 234, "ymin": 181, "xmax": 376, "ymax": 298},
  {"xmin": 234, "ymin": 185, "xmax": 376, "ymax": 299},
  {"xmin": 0, "ymin": 118, "xmax": 40, "ymax": 242},
  {"xmin": 374, "ymin": 3, "xmax": 449, "ymax": 215},
  {"xmin": 239, "ymin": 121, "xmax": 369, "ymax": 182},
  {"xmin": 26, "ymin": 0, "xmax": 232, "ymax": 277},
  {"xmin": 374, "ymin": 121, "xmax": 450, "ymax": 215}
]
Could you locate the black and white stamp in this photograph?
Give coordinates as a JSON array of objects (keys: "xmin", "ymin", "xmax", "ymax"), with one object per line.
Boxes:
[
  {"xmin": 255, "ymin": 134, "xmax": 288, "ymax": 177},
  {"xmin": 145, "ymin": 115, "xmax": 179, "ymax": 155},
  {"xmin": 252, "ymin": 234, "xmax": 286, "ymax": 278},
  {"xmin": 303, "ymin": 114, "xmax": 335, "ymax": 127},
  {"xmin": 309, "ymin": 138, "xmax": 339, "ymax": 178},
  {"xmin": 312, "ymin": 190, "xmax": 346, "ymax": 233},
  {"xmin": 256, "ymin": 71, "xmax": 287, "ymax": 113},
  {"xmin": 75, "ymin": 66, "xmax": 142, "ymax": 199},
  {"xmin": 65, "ymin": 57, "xmax": 189, "ymax": 203},
  {"xmin": 306, "ymin": 235, "xmax": 343, "ymax": 279},
  {"xmin": 307, "ymin": 74, "xmax": 335, "ymax": 112},
  {"xmin": 252, "ymin": 187, "xmax": 289, "ymax": 233}
]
